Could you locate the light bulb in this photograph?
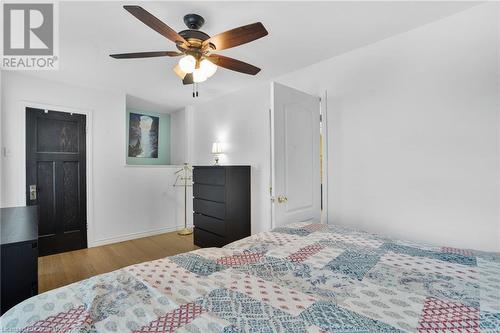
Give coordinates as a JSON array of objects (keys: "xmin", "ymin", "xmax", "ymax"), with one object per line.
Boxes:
[
  {"xmin": 200, "ymin": 59, "xmax": 217, "ymax": 78},
  {"xmin": 178, "ymin": 55, "xmax": 196, "ymax": 74},
  {"xmin": 193, "ymin": 68, "xmax": 207, "ymax": 83}
]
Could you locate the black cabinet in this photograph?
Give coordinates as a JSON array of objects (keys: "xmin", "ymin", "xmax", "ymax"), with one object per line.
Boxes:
[
  {"xmin": 193, "ymin": 166, "xmax": 250, "ymax": 247},
  {"xmin": 1, "ymin": 206, "xmax": 38, "ymax": 314}
]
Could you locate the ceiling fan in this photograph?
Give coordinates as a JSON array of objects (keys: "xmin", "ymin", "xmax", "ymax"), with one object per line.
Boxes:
[{"xmin": 110, "ymin": 6, "xmax": 268, "ymax": 96}]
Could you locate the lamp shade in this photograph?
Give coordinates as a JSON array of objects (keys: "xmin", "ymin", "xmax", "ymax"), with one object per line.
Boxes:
[
  {"xmin": 179, "ymin": 55, "xmax": 196, "ymax": 73},
  {"xmin": 173, "ymin": 64, "xmax": 187, "ymax": 79},
  {"xmin": 193, "ymin": 68, "xmax": 207, "ymax": 83},
  {"xmin": 200, "ymin": 59, "xmax": 217, "ymax": 78},
  {"xmin": 211, "ymin": 142, "xmax": 223, "ymax": 154}
]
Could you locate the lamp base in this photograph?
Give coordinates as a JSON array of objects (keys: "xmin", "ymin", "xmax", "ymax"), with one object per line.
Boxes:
[{"xmin": 178, "ymin": 228, "xmax": 193, "ymax": 236}]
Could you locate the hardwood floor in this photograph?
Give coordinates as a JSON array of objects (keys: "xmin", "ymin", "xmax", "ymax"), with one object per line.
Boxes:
[{"xmin": 38, "ymin": 231, "xmax": 198, "ymax": 293}]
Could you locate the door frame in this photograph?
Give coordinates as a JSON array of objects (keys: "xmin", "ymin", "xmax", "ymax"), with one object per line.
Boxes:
[
  {"xmin": 320, "ymin": 90, "xmax": 329, "ymax": 225},
  {"xmin": 19, "ymin": 100, "xmax": 94, "ymax": 247},
  {"xmin": 269, "ymin": 82, "xmax": 328, "ymax": 228}
]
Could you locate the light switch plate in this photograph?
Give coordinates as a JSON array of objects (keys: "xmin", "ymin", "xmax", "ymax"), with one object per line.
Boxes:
[{"xmin": 2, "ymin": 147, "xmax": 12, "ymax": 157}]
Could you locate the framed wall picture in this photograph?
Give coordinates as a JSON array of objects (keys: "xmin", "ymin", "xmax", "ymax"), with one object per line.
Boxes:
[
  {"xmin": 126, "ymin": 109, "xmax": 171, "ymax": 165},
  {"xmin": 128, "ymin": 112, "xmax": 159, "ymax": 158}
]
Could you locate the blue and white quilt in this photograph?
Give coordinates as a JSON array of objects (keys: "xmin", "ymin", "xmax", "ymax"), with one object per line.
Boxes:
[{"xmin": 1, "ymin": 222, "xmax": 499, "ymax": 332}]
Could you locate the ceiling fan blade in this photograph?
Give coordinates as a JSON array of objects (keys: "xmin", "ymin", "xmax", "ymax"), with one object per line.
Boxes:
[
  {"xmin": 123, "ymin": 6, "xmax": 188, "ymax": 46},
  {"xmin": 182, "ymin": 73, "xmax": 194, "ymax": 85},
  {"xmin": 202, "ymin": 22, "xmax": 268, "ymax": 51},
  {"xmin": 110, "ymin": 51, "xmax": 182, "ymax": 59},
  {"xmin": 207, "ymin": 54, "xmax": 261, "ymax": 75}
]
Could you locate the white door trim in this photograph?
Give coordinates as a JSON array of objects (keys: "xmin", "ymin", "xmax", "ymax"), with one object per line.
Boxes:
[
  {"xmin": 18, "ymin": 100, "xmax": 95, "ymax": 246},
  {"xmin": 270, "ymin": 82, "xmax": 277, "ymax": 229},
  {"xmin": 320, "ymin": 90, "xmax": 328, "ymax": 224}
]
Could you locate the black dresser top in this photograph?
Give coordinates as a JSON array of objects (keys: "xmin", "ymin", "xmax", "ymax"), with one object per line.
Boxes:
[{"xmin": 1, "ymin": 206, "xmax": 38, "ymax": 245}]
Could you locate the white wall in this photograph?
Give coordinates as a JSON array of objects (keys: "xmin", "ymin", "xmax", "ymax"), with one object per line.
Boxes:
[
  {"xmin": 0, "ymin": 71, "xmax": 3, "ymax": 206},
  {"xmin": 170, "ymin": 108, "xmax": 191, "ymax": 166},
  {"xmin": 189, "ymin": 83, "xmax": 271, "ymax": 234},
  {"xmin": 1, "ymin": 72, "xmax": 189, "ymax": 246},
  {"xmin": 170, "ymin": 109, "xmax": 186, "ymax": 165},
  {"xmin": 2, "ymin": 3, "xmax": 497, "ymax": 252},
  {"xmin": 277, "ymin": 3, "xmax": 499, "ymax": 251}
]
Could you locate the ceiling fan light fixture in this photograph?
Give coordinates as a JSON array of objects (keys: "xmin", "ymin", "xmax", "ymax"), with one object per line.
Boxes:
[
  {"xmin": 200, "ymin": 59, "xmax": 217, "ymax": 78},
  {"xmin": 179, "ymin": 55, "xmax": 196, "ymax": 73},
  {"xmin": 173, "ymin": 64, "xmax": 187, "ymax": 79},
  {"xmin": 193, "ymin": 68, "xmax": 207, "ymax": 83},
  {"xmin": 112, "ymin": 6, "xmax": 268, "ymax": 92}
]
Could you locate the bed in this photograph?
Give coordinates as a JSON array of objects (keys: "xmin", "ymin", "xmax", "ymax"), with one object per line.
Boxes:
[{"xmin": 1, "ymin": 222, "xmax": 499, "ymax": 332}]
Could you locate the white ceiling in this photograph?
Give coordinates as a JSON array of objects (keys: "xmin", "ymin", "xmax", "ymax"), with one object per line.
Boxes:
[{"xmin": 23, "ymin": 1, "xmax": 478, "ymax": 112}]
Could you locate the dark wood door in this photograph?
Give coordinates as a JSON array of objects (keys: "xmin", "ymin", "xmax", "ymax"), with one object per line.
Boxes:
[{"xmin": 26, "ymin": 108, "xmax": 87, "ymax": 256}]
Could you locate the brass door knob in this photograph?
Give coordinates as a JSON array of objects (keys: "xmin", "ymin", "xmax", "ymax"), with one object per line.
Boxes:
[{"xmin": 277, "ymin": 195, "xmax": 288, "ymax": 203}]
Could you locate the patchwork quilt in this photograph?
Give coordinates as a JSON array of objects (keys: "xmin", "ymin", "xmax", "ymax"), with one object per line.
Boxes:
[{"xmin": 1, "ymin": 222, "xmax": 499, "ymax": 332}]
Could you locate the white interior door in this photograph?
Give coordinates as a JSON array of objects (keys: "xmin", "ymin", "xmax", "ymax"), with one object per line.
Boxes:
[{"xmin": 271, "ymin": 82, "xmax": 321, "ymax": 227}]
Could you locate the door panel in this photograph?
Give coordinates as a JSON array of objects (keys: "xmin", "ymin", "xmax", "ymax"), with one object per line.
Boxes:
[
  {"xmin": 272, "ymin": 82, "xmax": 321, "ymax": 227},
  {"xmin": 36, "ymin": 117, "xmax": 79, "ymax": 153},
  {"xmin": 36, "ymin": 161, "xmax": 56, "ymax": 236},
  {"xmin": 26, "ymin": 108, "xmax": 87, "ymax": 256},
  {"xmin": 62, "ymin": 161, "xmax": 80, "ymax": 231},
  {"xmin": 285, "ymin": 103, "xmax": 314, "ymax": 212}
]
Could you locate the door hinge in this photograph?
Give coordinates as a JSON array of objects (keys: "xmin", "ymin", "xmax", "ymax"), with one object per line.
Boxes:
[{"xmin": 319, "ymin": 114, "xmax": 323, "ymax": 123}]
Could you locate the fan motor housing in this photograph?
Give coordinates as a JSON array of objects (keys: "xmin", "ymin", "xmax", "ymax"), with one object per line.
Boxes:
[
  {"xmin": 177, "ymin": 14, "xmax": 210, "ymax": 51},
  {"xmin": 177, "ymin": 30, "xmax": 210, "ymax": 51},
  {"xmin": 183, "ymin": 14, "xmax": 205, "ymax": 30}
]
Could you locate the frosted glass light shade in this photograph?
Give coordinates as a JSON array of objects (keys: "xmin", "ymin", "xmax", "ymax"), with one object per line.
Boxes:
[
  {"xmin": 193, "ymin": 68, "xmax": 207, "ymax": 83},
  {"xmin": 173, "ymin": 64, "xmax": 187, "ymax": 79},
  {"xmin": 211, "ymin": 142, "xmax": 223, "ymax": 154},
  {"xmin": 200, "ymin": 59, "xmax": 217, "ymax": 78},
  {"xmin": 179, "ymin": 55, "xmax": 196, "ymax": 73}
]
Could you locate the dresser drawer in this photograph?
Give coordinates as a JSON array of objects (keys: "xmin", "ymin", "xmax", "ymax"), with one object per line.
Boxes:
[
  {"xmin": 194, "ymin": 213, "xmax": 225, "ymax": 236},
  {"xmin": 194, "ymin": 228, "xmax": 226, "ymax": 248},
  {"xmin": 193, "ymin": 184, "xmax": 225, "ymax": 203},
  {"xmin": 193, "ymin": 168, "xmax": 225, "ymax": 185},
  {"xmin": 193, "ymin": 199, "xmax": 225, "ymax": 220}
]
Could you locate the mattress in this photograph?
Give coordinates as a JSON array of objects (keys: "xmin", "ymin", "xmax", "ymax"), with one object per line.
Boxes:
[{"xmin": 1, "ymin": 222, "xmax": 499, "ymax": 332}]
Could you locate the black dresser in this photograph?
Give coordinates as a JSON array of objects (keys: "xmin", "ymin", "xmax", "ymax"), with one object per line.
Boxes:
[
  {"xmin": 1, "ymin": 206, "xmax": 38, "ymax": 314},
  {"xmin": 193, "ymin": 166, "xmax": 251, "ymax": 247}
]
